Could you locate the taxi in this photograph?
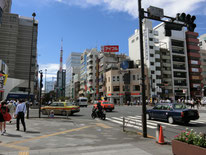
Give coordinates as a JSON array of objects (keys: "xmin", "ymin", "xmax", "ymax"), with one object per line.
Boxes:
[
  {"xmin": 41, "ymin": 102, "xmax": 80, "ymax": 116},
  {"xmin": 93, "ymin": 100, "xmax": 114, "ymax": 112}
]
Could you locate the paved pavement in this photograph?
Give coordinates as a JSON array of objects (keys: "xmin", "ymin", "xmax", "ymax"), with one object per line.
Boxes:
[{"xmin": 0, "ymin": 116, "xmax": 173, "ymax": 155}]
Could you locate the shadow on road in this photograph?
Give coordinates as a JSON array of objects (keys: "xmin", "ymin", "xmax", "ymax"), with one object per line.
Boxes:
[
  {"xmin": 26, "ymin": 131, "xmax": 41, "ymax": 134},
  {"xmin": 4, "ymin": 134, "xmax": 22, "ymax": 137}
]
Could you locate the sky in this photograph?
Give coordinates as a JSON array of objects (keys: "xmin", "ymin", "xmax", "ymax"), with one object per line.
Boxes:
[{"xmin": 11, "ymin": 0, "xmax": 206, "ymax": 81}]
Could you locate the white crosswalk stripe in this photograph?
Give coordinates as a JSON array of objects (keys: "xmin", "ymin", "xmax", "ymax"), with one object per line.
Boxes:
[{"xmin": 106, "ymin": 115, "xmax": 206, "ymax": 130}]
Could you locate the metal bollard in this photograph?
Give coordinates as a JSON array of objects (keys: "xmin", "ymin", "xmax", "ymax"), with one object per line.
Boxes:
[
  {"xmin": 123, "ymin": 117, "xmax": 125, "ymax": 132},
  {"xmin": 156, "ymin": 124, "xmax": 160, "ymax": 142}
]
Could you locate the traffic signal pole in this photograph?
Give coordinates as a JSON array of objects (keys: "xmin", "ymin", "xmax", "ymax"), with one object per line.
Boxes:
[
  {"xmin": 138, "ymin": 0, "xmax": 147, "ymax": 138},
  {"xmin": 39, "ymin": 70, "xmax": 43, "ymax": 118}
]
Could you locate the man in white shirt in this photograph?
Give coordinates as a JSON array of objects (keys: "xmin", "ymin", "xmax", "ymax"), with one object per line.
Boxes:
[{"xmin": 15, "ymin": 99, "xmax": 26, "ymax": 132}]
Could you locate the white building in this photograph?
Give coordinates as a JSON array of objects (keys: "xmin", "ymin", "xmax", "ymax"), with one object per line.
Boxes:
[
  {"xmin": 129, "ymin": 19, "xmax": 161, "ymax": 99},
  {"xmin": 65, "ymin": 52, "xmax": 81, "ymax": 98},
  {"xmin": 79, "ymin": 48, "xmax": 99, "ymax": 100},
  {"xmin": 129, "ymin": 19, "xmax": 191, "ymax": 100}
]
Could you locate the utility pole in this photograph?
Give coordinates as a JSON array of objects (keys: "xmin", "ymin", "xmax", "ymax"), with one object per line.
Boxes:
[
  {"xmin": 138, "ymin": 0, "xmax": 147, "ymax": 138},
  {"xmin": 39, "ymin": 70, "xmax": 43, "ymax": 118},
  {"xmin": 27, "ymin": 12, "xmax": 36, "ymax": 119}
]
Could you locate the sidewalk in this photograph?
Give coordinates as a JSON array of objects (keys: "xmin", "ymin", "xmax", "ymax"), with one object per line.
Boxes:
[{"xmin": 0, "ymin": 117, "xmax": 172, "ymax": 155}]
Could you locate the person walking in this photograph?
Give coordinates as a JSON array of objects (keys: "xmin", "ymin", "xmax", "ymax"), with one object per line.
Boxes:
[
  {"xmin": 7, "ymin": 101, "xmax": 15, "ymax": 123},
  {"xmin": 15, "ymin": 99, "xmax": 26, "ymax": 132},
  {"xmin": 0, "ymin": 101, "xmax": 10, "ymax": 135}
]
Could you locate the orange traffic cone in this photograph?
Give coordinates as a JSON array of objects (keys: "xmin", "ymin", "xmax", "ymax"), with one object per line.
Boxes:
[{"xmin": 158, "ymin": 125, "xmax": 165, "ymax": 144}]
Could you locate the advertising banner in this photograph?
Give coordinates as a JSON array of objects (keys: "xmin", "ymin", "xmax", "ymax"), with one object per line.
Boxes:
[
  {"xmin": 101, "ymin": 45, "xmax": 119, "ymax": 53},
  {"xmin": 0, "ymin": 73, "xmax": 8, "ymax": 92}
]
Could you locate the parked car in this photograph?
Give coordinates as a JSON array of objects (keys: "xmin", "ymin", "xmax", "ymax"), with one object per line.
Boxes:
[
  {"xmin": 93, "ymin": 100, "xmax": 115, "ymax": 112},
  {"xmin": 146, "ymin": 103, "xmax": 199, "ymax": 124},
  {"xmin": 41, "ymin": 102, "xmax": 80, "ymax": 116}
]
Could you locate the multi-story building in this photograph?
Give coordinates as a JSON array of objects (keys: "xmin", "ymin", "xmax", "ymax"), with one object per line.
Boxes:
[
  {"xmin": 154, "ymin": 22, "xmax": 190, "ymax": 100},
  {"xmin": 45, "ymin": 81, "xmax": 55, "ymax": 93},
  {"xmin": 79, "ymin": 48, "xmax": 99, "ymax": 100},
  {"xmin": 56, "ymin": 69, "xmax": 66, "ymax": 98},
  {"xmin": 186, "ymin": 31, "xmax": 202, "ymax": 99},
  {"xmin": 98, "ymin": 52, "xmax": 127, "ymax": 99},
  {"xmin": 0, "ymin": 1, "xmax": 38, "ymax": 100},
  {"xmin": 199, "ymin": 33, "xmax": 206, "ymax": 96},
  {"xmin": 129, "ymin": 19, "xmax": 161, "ymax": 99},
  {"xmin": 65, "ymin": 52, "xmax": 81, "ymax": 98},
  {"xmin": 105, "ymin": 63, "xmax": 150, "ymax": 104}
]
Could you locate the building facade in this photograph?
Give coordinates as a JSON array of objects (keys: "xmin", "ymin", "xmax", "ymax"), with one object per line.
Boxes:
[
  {"xmin": 0, "ymin": 1, "xmax": 38, "ymax": 100},
  {"xmin": 105, "ymin": 63, "xmax": 150, "ymax": 104},
  {"xmin": 65, "ymin": 52, "xmax": 81, "ymax": 98},
  {"xmin": 56, "ymin": 69, "xmax": 66, "ymax": 98}
]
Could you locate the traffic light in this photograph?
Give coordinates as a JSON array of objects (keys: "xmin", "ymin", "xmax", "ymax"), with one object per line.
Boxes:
[
  {"xmin": 40, "ymin": 72, "xmax": 43, "ymax": 89},
  {"xmin": 176, "ymin": 13, "xmax": 196, "ymax": 32},
  {"xmin": 164, "ymin": 22, "xmax": 183, "ymax": 37}
]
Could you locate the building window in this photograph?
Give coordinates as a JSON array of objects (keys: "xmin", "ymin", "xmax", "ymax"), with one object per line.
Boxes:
[
  {"xmin": 150, "ymin": 62, "xmax": 154, "ymax": 65},
  {"xmin": 149, "ymin": 30, "xmax": 153, "ymax": 33},
  {"xmin": 131, "ymin": 39, "xmax": 135, "ymax": 43},
  {"xmin": 150, "ymin": 46, "xmax": 153, "ymax": 49},
  {"xmin": 113, "ymin": 86, "xmax": 120, "ymax": 91},
  {"xmin": 123, "ymin": 85, "xmax": 130, "ymax": 91},
  {"xmin": 113, "ymin": 76, "xmax": 115, "ymax": 81},
  {"xmin": 133, "ymin": 85, "xmax": 140, "ymax": 91},
  {"xmin": 149, "ymin": 38, "xmax": 153, "ymax": 41},
  {"xmin": 150, "ymin": 54, "xmax": 154, "ymax": 57},
  {"xmin": 136, "ymin": 37, "xmax": 138, "ymax": 40},
  {"xmin": 108, "ymin": 77, "xmax": 110, "ymax": 82},
  {"xmin": 151, "ymin": 71, "xmax": 155, "ymax": 74},
  {"xmin": 133, "ymin": 75, "xmax": 135, "ymax": 80},
  {"xmin": 117, "ymin": 76, "xmax": 119, "ymax": 81},
  {"xmin": 109, "ymin": 86, "xmax": 110, "ymax": 91}
]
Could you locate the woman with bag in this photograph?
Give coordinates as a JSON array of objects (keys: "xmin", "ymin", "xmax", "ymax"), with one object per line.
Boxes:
[{"xmin": 0, "ymin": 101, "xmax": 11, "ymax": 135}]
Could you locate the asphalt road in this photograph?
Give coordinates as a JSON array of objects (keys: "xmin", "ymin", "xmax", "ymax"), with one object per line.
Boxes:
[{"xmin": 30, "ymin": 104, "xmax": 206, "ymax": 142}]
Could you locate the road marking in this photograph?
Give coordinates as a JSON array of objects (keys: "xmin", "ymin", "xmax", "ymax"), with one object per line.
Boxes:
[
  {"xmin": 10, "ymin": 125, "xmax": 93, "ymax": 145},
  {"xmin": 96, "ymin": 123, "xmax": 112, "ymax": 128},
  {"xmin": 0, "ymin": 143, "xmax": 29, "ymax": 151},
  {"xmin": 18, "ymin": 151, "xmax": 29, "ymax": 155}
]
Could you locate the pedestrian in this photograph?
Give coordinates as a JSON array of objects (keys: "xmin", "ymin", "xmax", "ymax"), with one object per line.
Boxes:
[
  {"xmin": 0, "ymin": 101, "xmax": 11, "ymax": 135},
  {"xmin": 191, "ymin": 99, "xmax": 195, "ymax": 109},
  {"xmin": 7, "ymin": 101, "xmax": 15, "ymax": 123},
  {"xmin": 15, "ymin": 99, "xmax": 26, "ymax": 132}
]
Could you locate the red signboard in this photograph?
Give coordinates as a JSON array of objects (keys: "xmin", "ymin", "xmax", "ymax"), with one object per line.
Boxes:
[{"xmin": 101, "ymin": 45, "xmax": 119, "ymax": 53}]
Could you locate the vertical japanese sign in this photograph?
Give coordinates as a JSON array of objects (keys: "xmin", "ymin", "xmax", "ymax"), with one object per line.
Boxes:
[{"xmin": 0, "ymin": 73, "xmax": 8, "ymax": 92}]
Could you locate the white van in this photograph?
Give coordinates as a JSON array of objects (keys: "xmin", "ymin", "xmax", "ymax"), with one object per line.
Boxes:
[{"xmin": 77, "ymin": 97, "xmax": 88, "ymax": 107}]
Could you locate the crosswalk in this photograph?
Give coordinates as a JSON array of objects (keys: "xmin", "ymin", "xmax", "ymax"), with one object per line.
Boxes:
[{"xmin": 106, "ymin": 115, "xmax": 206, "ymax": 130}]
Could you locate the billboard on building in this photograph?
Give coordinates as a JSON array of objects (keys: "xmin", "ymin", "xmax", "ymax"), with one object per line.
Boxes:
[
  {"xmin": 101, "ymin": 45, "xmax": 119, "ymax": 53},
  {"xmin": 0, "ymin": 73, "xmax": 8, "ymax": 92}
]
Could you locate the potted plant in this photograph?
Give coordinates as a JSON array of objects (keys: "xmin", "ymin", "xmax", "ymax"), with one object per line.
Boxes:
[{"xmin": 172, "ymin": 128, "xmax": 206, "ymax": 155}]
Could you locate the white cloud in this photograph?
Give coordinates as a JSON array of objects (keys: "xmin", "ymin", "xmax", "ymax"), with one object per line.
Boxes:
[
  {"xmin": 39, "ymin": 63, "xmax": 66, "ymax": 81},
  {"xmin": 53, "ymin": 0, "xmax": 205, "ymax": 18}
]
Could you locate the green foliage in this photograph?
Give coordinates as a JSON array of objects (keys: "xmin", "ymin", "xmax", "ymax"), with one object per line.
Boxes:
[{"xmin": 174, "ymin": 128, "xmax": 206, "ymax": 148}]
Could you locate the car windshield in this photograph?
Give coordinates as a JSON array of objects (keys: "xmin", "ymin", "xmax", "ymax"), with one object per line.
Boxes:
[
  {"xmin": 81, "ymin": 99, "xmax": 87, "ymax": 102},
  {"xmin": 173, "ymin": 104, "xmax": 187, "ymax": 110},
  {"xmin": 102, "ymin": 102, "xmax": 110, "ymax": 104},
  {"xmin": 66, "ymin": 102, "xmax": 74, "ymax": 106}
]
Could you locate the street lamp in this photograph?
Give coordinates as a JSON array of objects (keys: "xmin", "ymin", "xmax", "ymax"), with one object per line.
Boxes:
[
  {"xmin": 27, "ymin": 12, "xmax": 36, "ymax": 119},
  {"xmin": 39, "ymin": 70, "xmax": 43, "ymax": 118}
]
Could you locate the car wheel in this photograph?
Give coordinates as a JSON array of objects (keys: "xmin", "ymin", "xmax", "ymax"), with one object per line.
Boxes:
[
  {"xmin": 184, "ymin": 120, "xmax": 190, "ymax": 125},
  {"xmin": 146, "ymin": 114, "xmax": 151, "ymax": 120},
  {"xmin": 168, "ymin": 116, "xmax": 174, "ymax": 124}
]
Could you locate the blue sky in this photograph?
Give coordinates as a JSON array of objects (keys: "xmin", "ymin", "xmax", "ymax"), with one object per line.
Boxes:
[{"xmin": 11, "ymin": 0, "xmax": 206, "ymax": 80}]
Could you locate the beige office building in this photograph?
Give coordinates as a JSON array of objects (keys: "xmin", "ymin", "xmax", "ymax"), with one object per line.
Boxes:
[{"xmin": 105, "ymin": 65, "xmax": 150, "ymax": 104}]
